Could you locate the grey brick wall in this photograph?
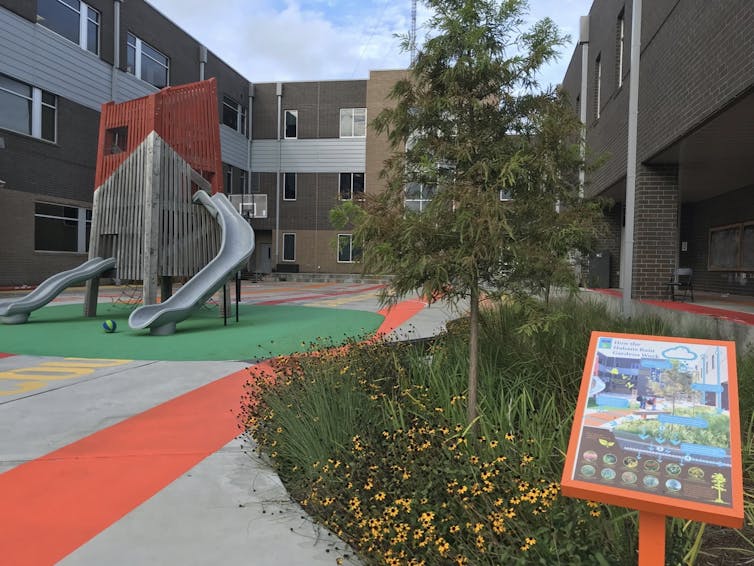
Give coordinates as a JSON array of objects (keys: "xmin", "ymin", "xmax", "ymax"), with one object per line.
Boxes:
[
  {"xmin": 565, "ymin": 0, "xmax": 754, "ymax": 197},
  {"xmin": 119, "ymin": 0, "xmax": 200, "ymax": 85},
  {"xmin": 251, "ymin": 80, "xmax": 367, "ymax": 140},
  {"xmin": 631, "ymin": 164, "xmax": 678, "ymax": 299},
  {"xmin": 1, "ymin": 0, "xmax": 33, "ymax": 21},
  {"xmin": 251, "ymin": 83, "xmax": 278, "ymax": 140},
  {"xmin": 598, "ymin": 202, "xmax": 623, "ymax": 288},
  {"xmin": 0, "ymin": 188, "xmax": 90, "ymax": 286},
  {"xmin": 206, "ymin": 51, "xmax": 251, "ymax": 130},
  {"xmin": 0, "ymin": 98, "xmax": 99, "ymax": 202},
  {"xmin": 637, "ymin": 0, "xmax": 754, "ymax": 163}
]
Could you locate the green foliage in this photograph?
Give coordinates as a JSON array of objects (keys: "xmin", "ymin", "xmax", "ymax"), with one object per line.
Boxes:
[
  {"xmin": 614, "ymin": 408, "xmax": 731, "ymax": 449},
  {"xmin": 331, "ymin": 0, "xmax": 609, "ymax": 428},
  {"xmin": 359, "ymin": 0, "xmax": 602, "ymax": 306},
  {"xmin": 241, "ymin": 297, "xmax": 754, "ymax": 564}
]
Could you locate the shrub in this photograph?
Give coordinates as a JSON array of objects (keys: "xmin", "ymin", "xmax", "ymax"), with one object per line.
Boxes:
[{"xmin": 242, "ymin": 297, "xmax": 754, "ymax": 564}]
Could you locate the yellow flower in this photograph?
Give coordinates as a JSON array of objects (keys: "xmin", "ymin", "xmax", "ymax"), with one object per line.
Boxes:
[
  {"xmin": 419, "ymin": 511, "xmax": 435, "ymax": 527},
  {"xmin": 436, "ymin": 537, "xmax": 450, "ymax": 556},
  {"xmin": 449, "ymin": 525, "xmax": 460, "ymax": 534},
  {"xmin": 505, "ymin": 432, "xmax": 515, "ymax": 441},
  {"xmin": 525, "ymin": 537, "xmax": 537, "ymax": 546},
  {"xmin": 374, "ymin": 491, "xmax": 386, "ymax": 501},
  {"xmin": 476, "ymin": 534, "xmax": 486, "ymax": 551}
]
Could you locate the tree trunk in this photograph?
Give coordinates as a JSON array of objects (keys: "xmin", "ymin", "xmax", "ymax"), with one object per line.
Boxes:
[{"xmin": 467, "ymin": 286, "xmax": 480, "ymax": 431}]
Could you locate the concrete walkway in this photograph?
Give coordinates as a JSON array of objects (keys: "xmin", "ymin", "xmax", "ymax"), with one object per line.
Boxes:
[{"xmin": 0, "ymin": 282, "xmax": 460, "ymax": 565}]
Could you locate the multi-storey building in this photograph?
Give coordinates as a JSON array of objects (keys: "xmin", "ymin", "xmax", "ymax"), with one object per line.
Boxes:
[
  {"xmin": 247, "ymin": 69, "xmax": 405, "ymax": 275},
  {"xmin": 0, "ymin": 0, "xmax": 399, "ymax": 286},
  {"xmin": 563, "ymin": 1, "xmax": 754, "ymax": 299}
]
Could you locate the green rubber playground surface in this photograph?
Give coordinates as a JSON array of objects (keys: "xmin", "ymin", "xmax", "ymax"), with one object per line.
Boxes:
[{"xmin": 0, "ymin": 303, "xmax": 383, "ymax": 361}]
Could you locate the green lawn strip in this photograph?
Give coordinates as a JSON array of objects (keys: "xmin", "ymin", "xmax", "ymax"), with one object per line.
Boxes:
[{"xmin": 0, "ymin": 303, "xmax": 383, "ymax": 361}]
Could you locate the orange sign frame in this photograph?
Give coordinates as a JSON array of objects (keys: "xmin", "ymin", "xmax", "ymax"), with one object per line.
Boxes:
[{"xmin": 562, "ymin": 331, "xmax": 744, "ymax": 529}]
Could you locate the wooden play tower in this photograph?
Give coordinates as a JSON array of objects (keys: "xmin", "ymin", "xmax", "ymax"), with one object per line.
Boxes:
[{"xmin": 84, "ymin": 79, "xmax": 225, "ymax": 314}]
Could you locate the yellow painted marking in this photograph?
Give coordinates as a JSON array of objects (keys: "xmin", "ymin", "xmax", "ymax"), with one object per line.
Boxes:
[{"xmin": 0, "ymin": 358, "xmax": 131, "ymax": 396}]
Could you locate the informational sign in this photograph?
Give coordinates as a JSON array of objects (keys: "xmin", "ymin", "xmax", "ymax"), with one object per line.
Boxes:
[{"xmin": 562, "ymin": 332, "xmax": 744, "ymax": 528}]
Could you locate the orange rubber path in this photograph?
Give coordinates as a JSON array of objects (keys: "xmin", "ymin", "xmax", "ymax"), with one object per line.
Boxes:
[{"xmin": 0, "ymin": 298, "xmax": 425, "ymax": 564}]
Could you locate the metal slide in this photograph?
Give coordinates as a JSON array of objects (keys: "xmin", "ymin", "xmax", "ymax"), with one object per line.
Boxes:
[
  {"xmin": 0, "ymin": 257, "xmax": 116, "ymax": 324},
  {"xmin": 128, "ymin": 191, "xmax": 255, "ymax": 335}
]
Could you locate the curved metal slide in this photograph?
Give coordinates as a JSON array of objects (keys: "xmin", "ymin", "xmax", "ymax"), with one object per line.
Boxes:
[
  {"xmin": 0, "ymin": 257, "xmax": 116, "ymax": 324},
  {"xmin": 128, "ymin": 191, "xmax": 255, "ymax": 335}
]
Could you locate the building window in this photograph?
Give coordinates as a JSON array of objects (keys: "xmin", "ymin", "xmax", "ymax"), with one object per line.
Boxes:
[
  {"xmin": 337, "ymin": 234, "xmax": 360, "ymax": 263},
  {"xmin": 282, "ymin": 233, "xmax": 296, "ymax": 261},
  {"xmin": 224, "ymin": 166, "xmax": 233, "ymax": 194},
  {"xmin": 222, "ymin": 96, "xmax": 247, "ymax": 134},
  {"xmin": 284, "ymin": 110, "xmax": 297, "ymax": 139},
  {"xmin": 126, "ymin": 33, "xmax": 169, "ymax": 88},
  {"xmin": 594, "ymin": 54, "xmax": 602, "ymax": 120},
  {"xmin": 340, "ymin": 108, "xmax": 366, "ymax": 137},
  {"xmin": 0, "ymin": 75, "xmax": 57, "ymax": 142},
  {"xmin": 37, "ymin": 0, "xmax": 100, "ymax": 55},
  {"xmin": 405, "ymin": 182, "xmax": 435, "ymax": 213},
  {"xmin": 34, "ymin": 202, "xmax": 91, "ymax": 252},
  {"xmin": 283, "ymin": 172, "xmax": 296, "ymax": 200},
  {"xmin": 616, "ymin": 10, "xmax": 625, "ymax": 88},
  {"xmin": 339, "ymin": 172, "xmax": 365, "ymax": 200}
]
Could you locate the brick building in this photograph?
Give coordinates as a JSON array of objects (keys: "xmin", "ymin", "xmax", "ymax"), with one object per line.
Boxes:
[
  {"xmin": 0, "ymin": 0, "xmax": 400, "ymax": 286},
  {"xmin": 563, "ymin": 1, "xmax": 754, "ymax": 299}
]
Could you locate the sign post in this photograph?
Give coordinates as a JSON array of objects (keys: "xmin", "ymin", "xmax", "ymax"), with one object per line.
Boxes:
[
  {"xmin": 562, "ymin": 332, "xmax": 744, "ymax": 563},
  {"xmin": 638, "ymin": 511, "xmax": 665, "ymax": 565}
]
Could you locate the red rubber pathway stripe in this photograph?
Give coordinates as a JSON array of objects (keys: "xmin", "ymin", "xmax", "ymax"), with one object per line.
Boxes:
[
  {"xmin": 0, "ymin": 298, "xmax": 425, "ymax": 565},
  {"xmin": 0, "ymin": 364, "xmax": 267, "ymax": 565},
  {"xmin": 0, "ymin": 353, "xmax": 14, "ymax": 359},
  {"xmin": 376, "ymin": 299, "xmax": 426, "ymax": 336}
]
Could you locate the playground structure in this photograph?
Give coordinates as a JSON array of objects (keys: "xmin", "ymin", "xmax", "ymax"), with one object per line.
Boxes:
[
  {"xmin": 0, "ymin": 79, "xmax": 255, "ymax": 335},
  {"xmin": 0, "ymin": 258, "xmax": 116, "ymax": 324}
]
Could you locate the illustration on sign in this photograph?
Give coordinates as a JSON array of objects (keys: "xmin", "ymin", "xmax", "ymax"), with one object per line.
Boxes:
[{"xmin": 572, "ymin": 335, "xmax": 733, "ymax": 507}]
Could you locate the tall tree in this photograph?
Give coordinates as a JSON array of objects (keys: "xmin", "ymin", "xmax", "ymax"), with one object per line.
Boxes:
[{"xmin": 334, "ymin": 0, "xmax": 602, "ymax": 426}]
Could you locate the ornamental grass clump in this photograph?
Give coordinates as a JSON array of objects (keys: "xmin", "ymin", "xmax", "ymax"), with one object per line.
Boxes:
[{"xmin": 242, "ymin": 297, "xmax": 754, "ymax": 564}]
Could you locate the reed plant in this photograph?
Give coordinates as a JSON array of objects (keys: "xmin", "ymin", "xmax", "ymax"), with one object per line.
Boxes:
[{"xmin": 242, "ymin": 297, "xmax": 754, "ymax": 564}]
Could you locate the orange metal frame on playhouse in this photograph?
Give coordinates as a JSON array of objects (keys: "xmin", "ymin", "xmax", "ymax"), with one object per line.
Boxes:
[
  {"xmin": 94, "ymin": 78, "xmax": 223, "ymax": 194},
  {"xmin": 562, "ymin": 331, "xmax": 743, "ymax": 564}
]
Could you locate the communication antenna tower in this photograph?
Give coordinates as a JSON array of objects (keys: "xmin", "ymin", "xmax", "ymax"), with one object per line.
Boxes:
[{"xmin": 410, "ymin": 0, "xmax": 417, "ymax": 66}]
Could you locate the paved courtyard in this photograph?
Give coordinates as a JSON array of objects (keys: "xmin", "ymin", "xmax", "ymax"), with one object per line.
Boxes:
[{"xmin": 0, "ymin": 281, "xmax": 459, "ymax": 565}]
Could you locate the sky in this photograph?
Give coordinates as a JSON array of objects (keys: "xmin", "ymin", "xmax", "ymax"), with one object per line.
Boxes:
[{"xmin": 146, "ymin": 0, "xmax": 592, "ymax": 87}]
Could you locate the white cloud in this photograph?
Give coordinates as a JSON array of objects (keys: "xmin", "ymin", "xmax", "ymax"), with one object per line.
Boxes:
[
  {"xmin": 146, "ymin": 0, "xmax": 592, "ymax": 84},
  {"xmin": 662, "ymin": 346, "xmax": 699, "ymax": 361}
]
